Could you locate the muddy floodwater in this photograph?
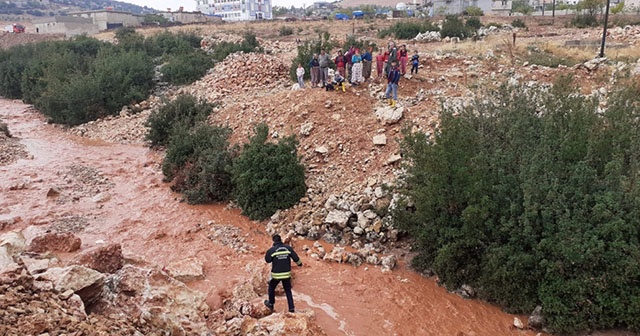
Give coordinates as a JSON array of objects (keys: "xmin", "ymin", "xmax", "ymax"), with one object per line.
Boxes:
[{"xmin": 0, "ymin": 98, "xmax": 545, "ymax": 335}]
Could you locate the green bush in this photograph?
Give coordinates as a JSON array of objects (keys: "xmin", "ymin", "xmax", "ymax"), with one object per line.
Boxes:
[
  {"xmin": 146, "ymin": 94, "xmax": 213, "ymax": 147},
  {"xmin": 377, "ymin": 20, "xmax": 439, "ymax": 40},
  {"xmin": 524, "ymin": 48, "xmax": 578, "ymax": 68},
  {"xmin": 279, "ymin": 25, "xmax": 294, "ymax": 36},
  {"xmin": 93, "ymin": 49, "xmax": 154, "ymax": 112},
  {"xmin": 162, "ymin": 51, "xmax": 213, "ymax": 85},
  {"xmin": 210, "ymin": 31, "xmax": 262, "ymax": 62},
  {"xmin": 511, "ymin": 18, "xmax": 527, "ymax": 28},
  {"xmin": 162, "ymin": 124, "xmax": 235, "ymax": 204},
  {"xmin": 440, "ymin": 15, "xmax": 470, "ymax": 39},
  {"xmin": 464, "ymin": 6, "xmax": 484, "ymax": 16},
  {"xmin": 571, "ymin": 14, "xmax": 599, "ymax": 28},
  {"xmin": 395, "ymin": 78, "xmax": 640, "ymax": 334},
  {"xmin": 465, "ymin": 17, "xmax": 482, "ymax": 30},
  {"xmin": 144, "ymin": 31, "xmax": 202, "ymax": 57},
  {"xmin": 0, "ymin": 30, "xmax": 210, "ymax": 126},
  {"xmin": 231, "ymin": 123, "xmax": 306, "ymax": 220}
]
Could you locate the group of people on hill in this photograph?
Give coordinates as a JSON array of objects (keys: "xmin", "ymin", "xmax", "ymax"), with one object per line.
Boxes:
[{"xmin": 295, "ymin": 41, "xmax": 420, "ymax": 108}]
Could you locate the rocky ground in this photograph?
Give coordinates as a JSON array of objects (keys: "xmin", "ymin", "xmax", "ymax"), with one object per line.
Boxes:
[
  {"xmin": 0, "ymin": 121, "xmax": 29, "ymax": 166},
  {"xmin": 0, "ymin": 230, "xmax": 326, "ymax": 335},
  {"xmin": 3, "ymin": 17, "xmax": 640, "ymax": 336},
  {"xmin": 64, "ymin": 18, "xmax": 640, "ymax": 267}
]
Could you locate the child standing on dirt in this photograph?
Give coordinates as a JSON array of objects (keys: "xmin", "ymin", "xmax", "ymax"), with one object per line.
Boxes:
[
  {"xmin": 385, "ymin": 60, "xmax": 401, "ymax": 108},
  {"xmin": 410, "ymin": 50, "xmax": 419, "ymax": 75},
  {"xmin": 296, "ymin": 63, "xmax": 305, "ymax": 89}
]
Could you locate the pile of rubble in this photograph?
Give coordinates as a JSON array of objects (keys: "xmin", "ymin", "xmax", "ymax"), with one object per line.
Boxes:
[
  {"xmin": 67, "ymin": 97, "xmax": 163, "ymax": 144},
  {"xmin": 185, "ymin": 52, "xmax": 291, "ymax": 102},
  {"xmin": 414, "ymin": 25, "xmax": 514, "ymax": 42},
  {"xmin": 302, "ymin": 241, "xmax": 398, "ymax": 272},
  {"xmin": 46, "ymin": 164, "xmax": 114, "ymax": 205},
  {"xmin": 1, "ymin": 228, "xmax": 327, "ymax": 336},
  {"xmin": 200, "ymin": 34, "xmax": 291, "ymax": 55},
  {"xmin": 609, "ymin": 25, "xmax": 640, "ymax": 45},
  {"xmin": 0, "ymin": 122, "xmax": 29, "ymax": 166},
  {"xmin": 206, "ymin": 221, "xmax": 254, "ymax": 253}
]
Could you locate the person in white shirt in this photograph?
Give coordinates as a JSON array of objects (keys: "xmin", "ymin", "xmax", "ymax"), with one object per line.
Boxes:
[{"xmin": 296, "ymin": 63, "xmax": 305, "ymax": 89}]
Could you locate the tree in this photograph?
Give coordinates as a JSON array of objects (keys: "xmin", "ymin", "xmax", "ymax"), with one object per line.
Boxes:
[
  {"xmin": 576, "ymin": 0, "xmax": 605, "ymax": 16},
  {"xmin": 512, "ymin": 0, "xmax": 534, "ymax": 15},
  {"xmin": 394, "ymin": 78, "xmax": 640, "ymax": 334},
  {"xmin": 231, "ymin": 124, "xmax": 306, "ymax": 220}
]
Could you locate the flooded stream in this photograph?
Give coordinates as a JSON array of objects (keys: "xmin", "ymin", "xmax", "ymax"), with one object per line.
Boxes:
[{"xmin": 0, "ymin": 98, "xmax": 544, "ymax": 335}]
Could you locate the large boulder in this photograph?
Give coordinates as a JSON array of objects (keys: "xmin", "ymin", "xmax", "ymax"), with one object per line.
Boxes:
[
  {"xmin": 98, "ymin": 265, "xmax": 210, "ymax": 335},
  {"xmin": 528, "ymin": 305, "xmax": 545, "ymax": 329},
  {"xmin": 35, "ymin": 265, "xmax": 105, "ymax": 307},
  {"xmin": 70, "ymin": 243, "xmax": 123, "ymax": 274},
  {"xmin": 165, "ymin": 257, "xmax": 204, "ymax": 282},
  {"xmin": 241, "ymin": 310, "xmax": 328, "ymax": 336},
  {"xmin": 0, "ymin": 231, "xmax": 26, "ymax": 255},
  {"xmin": 375, "ymin": 106, "xmax": 404, "ymax": 125},
  {"xmin": 324, "ymin": 210, "xmax": 351, "ymax": 229},
  {"xmin": 29, "ymin": 232, "xmax": 81, "ymax": 253},
  {"xmin": 0, "ymin": 231, "xmax": 26, "ymax": 274}
]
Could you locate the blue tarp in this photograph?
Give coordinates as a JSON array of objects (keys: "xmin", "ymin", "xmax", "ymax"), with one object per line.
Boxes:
[
  {"xmin": 335, "ymin": 13, "xmax": 349, "ymax": 20},
  {"xmin": 352, "ymin": 10, "xmax": 364, "ymax": 18}
]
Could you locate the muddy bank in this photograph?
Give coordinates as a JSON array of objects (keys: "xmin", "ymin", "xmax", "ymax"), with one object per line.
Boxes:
[{"xmin": 0, "ymin": 98, "xmax": 540, "ymax": 335}]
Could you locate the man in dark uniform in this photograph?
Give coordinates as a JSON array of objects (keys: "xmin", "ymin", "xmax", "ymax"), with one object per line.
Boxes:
[{"xmin": 264, "ymin": 234, "xmax": 302, "ymax": 313}]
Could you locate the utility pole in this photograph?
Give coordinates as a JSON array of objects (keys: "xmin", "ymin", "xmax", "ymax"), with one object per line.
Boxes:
[{"xmin": 599, "ymin": 0, "xmax": 611, "ymax": 57}]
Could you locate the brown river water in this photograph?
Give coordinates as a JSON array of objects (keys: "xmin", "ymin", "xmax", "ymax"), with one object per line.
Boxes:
[{"xmin": 0, "ymin": 98, "xmax": 590, "ymax": 336}]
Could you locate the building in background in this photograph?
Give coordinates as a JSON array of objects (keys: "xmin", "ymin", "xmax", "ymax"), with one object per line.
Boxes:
[
  {"xmin": 33, "ymin": 16, "xmax": 99, "ymax": 36},
  {"xmin": 158, "ymin": 10, "xmax": 214, "ymax": 24},
  {"xmin": 70, "ymin": 10, "xmax": 144, "ymax": 30},
  {"xmin": 195, "ymin": 0, "xmax": 272, "ymax": 21}
]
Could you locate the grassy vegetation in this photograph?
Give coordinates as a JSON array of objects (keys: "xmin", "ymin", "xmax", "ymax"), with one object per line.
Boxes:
[
  {"xmin": 0, "ymin": 28, "xmax": 262, "ymax": 126},
  {"xmin": 377, "ymin": 19, "xmax": 439, "ymax": 40},
  {"xmin": 394, "ymin": 77, "xmax": 640, "ymax": 334}
]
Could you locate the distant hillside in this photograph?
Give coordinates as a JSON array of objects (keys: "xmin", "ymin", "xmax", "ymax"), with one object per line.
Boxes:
[
  {"xmin": 0, "ymin": 0, "xmax": 156, "ymax": 16},
  {"xmin": 51, "ymin": 0, "xmax": 155, "ymax": 14}
]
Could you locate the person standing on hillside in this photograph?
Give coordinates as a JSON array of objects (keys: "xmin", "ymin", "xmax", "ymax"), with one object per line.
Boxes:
[
  {"xmin": 318, "ymin": 49, "xmax": 330, "ymax": 88},
  {"xmin": 309, "ymin": 54, "xmax": 320, "ymax": 88},
  {"xmin": 410, "ymin": 50, "xmax": 420, "ymax": 75},
  {"xmin": 296, "ymin": 63, "xmax": 305, "ymax": 89},
  {"xmin": 345, "ymin": 46, "xmax": 355, "ymax": 83},
  {"xmin": 385, "ymin": 60, "xmax": 401, "ymax": 108},
  {"xmin": 385, "ymin": 41, "xmax": 398, "ymax": 76},
  {"xmin": 351, "ymin": 48, "xmax": 364, "ymax": 85},
  {"xmin": 399, "ymin": 44, "xmax": 408, "ymax": 75},
  {"xmin": 334, "ymin": 50, "xmax": 347, "ymax": 78},
  {"xmin": 362, "ymin": 46, "xmax": 373, "ymax": 82},
  {"xmin": 264, "ymin": 234, "xmax": 303, "ymax": 313},
  {"xmin": 376, "ymin": 49, "xmax": 385, "ymax": 79}
]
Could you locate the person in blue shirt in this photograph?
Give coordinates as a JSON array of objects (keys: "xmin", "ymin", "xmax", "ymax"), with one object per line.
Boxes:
[
  {"xmin": 362, "ymin": 46, "xmax": 373, "ymax": 81},
  {"xmin": 410, "ymin": 50, "xmax": 420, "ymax": 75},
  {"xmin": 351, "ymin": 48, "xmax": 364, "ymax": 85},
  {"xmin": 309, "ymin": 54, "xmax": 320, "ymax": 88},
  {"xmin": 385, "ymin": 60, "xmax": 401, "ymax": 108}
]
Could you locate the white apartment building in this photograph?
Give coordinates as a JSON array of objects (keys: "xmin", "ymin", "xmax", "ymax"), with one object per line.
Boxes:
[{"xmin": 195, "ymin": 0, "xmax": 272, "ymax": 21}]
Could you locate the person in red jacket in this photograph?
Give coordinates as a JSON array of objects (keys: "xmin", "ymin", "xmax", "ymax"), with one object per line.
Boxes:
[
  {"xmin": 264, "ymin": 234, "xmax": 303, "ymax": 313},
  {"xmin": 376, "ymin": 49, "xmax": 385, "ymax": 79},
  {"xmin": 399, "ymin": 44, "xmax": 408, "ymax": 75},
  {"xmin": 334, "ymin": 50, "xmax": 346, "ymax": 78}
]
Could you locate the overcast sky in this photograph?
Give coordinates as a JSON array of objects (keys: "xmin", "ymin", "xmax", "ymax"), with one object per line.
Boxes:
[{"xmin": 123, "ymin": 0, "xmax": 305, "ymax": 11}]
